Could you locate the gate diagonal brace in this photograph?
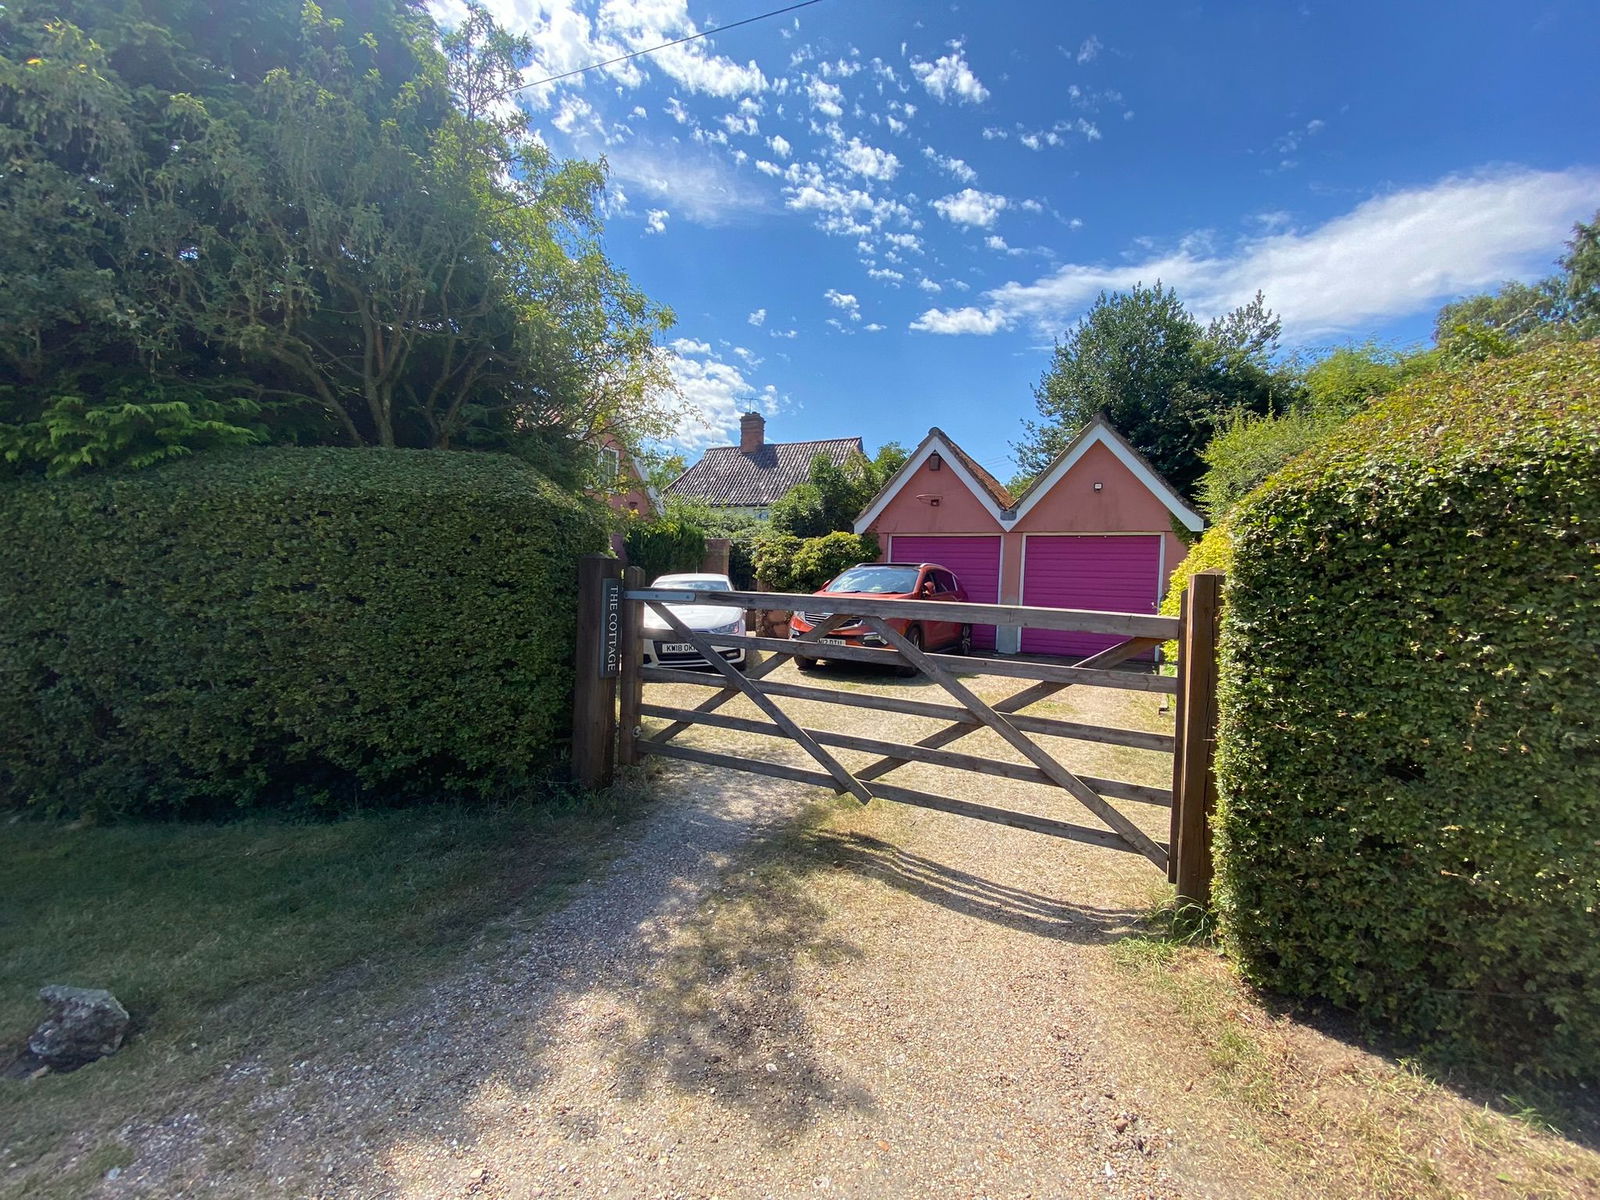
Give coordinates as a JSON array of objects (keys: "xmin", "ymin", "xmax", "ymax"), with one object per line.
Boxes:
[
  {"xmin": 650, "ymin": 612, "xmax": 853, "ymax": 745},
  {"xmin": 856, "ymin": 636, "xmax": 1161, "ymax": 784},
  {"xmin": 646, "ymin": 602, "xmax": 873, "ymax": 805},
  {"xmin": 861, "ymin": 616, "xmax": 1168, "ymax": 868}
]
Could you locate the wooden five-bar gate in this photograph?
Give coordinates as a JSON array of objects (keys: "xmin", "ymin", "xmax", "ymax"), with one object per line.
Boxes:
[{"xmin": 572, "ymin": 556, "xmax": 1224, "ymax": 905}]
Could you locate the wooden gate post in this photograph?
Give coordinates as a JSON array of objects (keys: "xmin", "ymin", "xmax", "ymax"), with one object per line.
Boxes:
[
  {"xmin": 1171, "ymin": 570, "xmax": 1224, "ymax": 907},
  {"xmin": 572, "ymin": 554, "xmax": 622, "ymax": 789},
  {"xmin": 617, "ymin": 565, "xmax": 646, "ymax": 767}
]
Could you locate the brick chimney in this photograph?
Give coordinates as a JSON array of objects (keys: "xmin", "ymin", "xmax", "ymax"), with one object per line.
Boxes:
[{"xmin": 739, "ymin": 411, "xmax": 765, "ymax": 454}]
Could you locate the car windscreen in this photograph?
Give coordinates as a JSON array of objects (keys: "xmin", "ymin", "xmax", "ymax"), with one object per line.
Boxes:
[
  {"xmin": 825, "ymin": 566, "xmax": 920, "ymax": 594},
  {"xmin": 653, "ymin": 578, "xmax": 731, "ymax": 590}
]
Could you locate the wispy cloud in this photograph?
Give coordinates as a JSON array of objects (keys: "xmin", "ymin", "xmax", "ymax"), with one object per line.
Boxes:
[
  {"xmin": 606, "ymin": 143, "xmax": 769, "ymax": 224},
  {"xmin": 910, "ymin": 167, "xmax": 1600, "ymax": 340}
]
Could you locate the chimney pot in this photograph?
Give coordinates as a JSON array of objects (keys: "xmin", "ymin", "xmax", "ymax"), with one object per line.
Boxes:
[{"xmin": 740, "ymin": 411, "xmax": 765, "ymax": 454}]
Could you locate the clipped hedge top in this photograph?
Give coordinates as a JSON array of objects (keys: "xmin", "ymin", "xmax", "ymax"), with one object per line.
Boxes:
[
  {"xmin": 1244, "ymin": 342, "xmax": 1600, "ymax": 507},
  {"xmin": 36, "ymin": 445, "xmax": 575, "ymax": 501}
]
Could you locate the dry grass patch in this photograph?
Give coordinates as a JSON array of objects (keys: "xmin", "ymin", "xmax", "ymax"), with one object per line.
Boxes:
[{"xmin": 1108, "ymin": 912, "xmax": 1600, "ymax": 1200}]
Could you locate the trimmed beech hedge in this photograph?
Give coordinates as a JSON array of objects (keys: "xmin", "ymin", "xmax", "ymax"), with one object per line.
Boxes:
[
  {"xmin": 1215, "ymin": 344, "xmax": 1600, "ymax": 1077},
  {"xmin": 0, "ymin": 449, "xmax": 607, "ymax": 817}
]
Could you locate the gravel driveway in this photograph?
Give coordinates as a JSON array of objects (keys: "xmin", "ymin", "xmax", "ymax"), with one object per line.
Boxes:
[{"xmin": 99, "ymin": 660, "xmax": 1215, "ymax": 1199}]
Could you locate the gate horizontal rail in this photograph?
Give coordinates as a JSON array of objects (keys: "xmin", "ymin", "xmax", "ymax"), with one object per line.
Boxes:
[
  {"xmin": 638, "ymin": 702, "xmax": 1174, "ymax": 806},
  {"xmin": 628, "ymin": 586, "xmax": 1181, "ymax": 640},
  {"xmin": 640, "ymin": 666, "xmax": 1175, "ymax": 752},
  {"xmin": 670, "ymin": 632, "xmax": 1178, "ymax": 694}
]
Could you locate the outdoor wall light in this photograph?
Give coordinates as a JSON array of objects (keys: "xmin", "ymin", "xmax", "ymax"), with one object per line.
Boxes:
[
  {"xmin": 1093, "ymin": 481, "xmax": 1104, "ymax": 491},
  {"xmin": 929, "ymin": 452, "xmax": 943, "ymax": 471}
]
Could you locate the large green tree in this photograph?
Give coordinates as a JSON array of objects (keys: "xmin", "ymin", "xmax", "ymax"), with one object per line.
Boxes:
[
  {"xmin": 0, "ymin": 0, "xmax": 675, "ymax": 481},
  {"xmin": 1016, "ymin": 284, "xmax": 1298, "ymax": 496}
]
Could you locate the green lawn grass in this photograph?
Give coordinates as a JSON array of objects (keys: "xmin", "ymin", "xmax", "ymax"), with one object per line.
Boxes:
[{"xmin": 0, "ymin": 783, "xmax": 648, "ymax": 1194}]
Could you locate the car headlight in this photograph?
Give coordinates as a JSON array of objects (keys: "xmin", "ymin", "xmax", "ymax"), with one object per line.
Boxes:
[{"xmin": 709, "ymin": 618, "xmax": 744, "ymax": 636}]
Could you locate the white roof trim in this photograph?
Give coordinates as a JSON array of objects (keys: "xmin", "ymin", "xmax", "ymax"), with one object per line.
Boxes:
[
  {"xmin": 853, "ymin": 429, "xmax": 1011, "ymax": 533},
  {"xmin": 1012, "ymin": 419, "xmax": 1203, "ymax": 532}
]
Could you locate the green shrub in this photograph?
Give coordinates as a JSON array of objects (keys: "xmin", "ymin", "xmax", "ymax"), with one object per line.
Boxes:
[
  {"xmin": 1214, "ymin": 344, "xmax": 1600, "ymax": 1078},
  {"xmin": 752, "ymin": 530, "xmax": 878, "ymax": 593},
  {"xmin": 1157, "ymin": 518, "xmax": 1234, "ymax": 664},
  {"xmin": 0, "ymin": 448, "xmax": 607, "ymax": 818},
  {"xmin": 623, "ymin": 510, "xmax": 707, "ymax": 580}
]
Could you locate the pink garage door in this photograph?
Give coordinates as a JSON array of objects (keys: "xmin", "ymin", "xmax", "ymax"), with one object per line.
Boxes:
[
  {"xmin": 1020, "ymin": 535, "xmax": 1161, "ymax": 659},
  {"xmin": 888, "ymin": 535, "xmax": 1002, "ymax": 650}
]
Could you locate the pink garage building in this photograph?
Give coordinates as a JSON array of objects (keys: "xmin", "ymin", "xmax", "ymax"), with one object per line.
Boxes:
[{"xmin": 853, "ymin": 419, "xmax": 1204, "ymax": 657}]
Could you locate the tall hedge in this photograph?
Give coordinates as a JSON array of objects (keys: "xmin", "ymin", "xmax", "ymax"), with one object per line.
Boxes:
[
  {"xmin": 1214, "ymin": 344, "xmax": 1600, "ymax": 1078},
  {"xmin": 0, "ymin": 448, "xmax": 607, "ymax": 817}
]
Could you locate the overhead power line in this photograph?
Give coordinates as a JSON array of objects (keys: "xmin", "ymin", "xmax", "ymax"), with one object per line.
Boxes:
[{"xmin": 515, "ymin": 0, "xmax": 825, "ymax": 92}]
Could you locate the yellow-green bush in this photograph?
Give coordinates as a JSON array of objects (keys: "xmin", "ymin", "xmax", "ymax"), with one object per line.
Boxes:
[
  {"xmin": 0, "ymin": 449, "xmax": 607, "ymax": 817},
  {"xmin": 1214, "ymin": 344, "xmax": 1600, "ymax": 1077}
]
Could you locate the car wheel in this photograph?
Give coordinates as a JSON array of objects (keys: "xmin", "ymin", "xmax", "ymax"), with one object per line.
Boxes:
[
  {"xmin": 956, "ymin": 624, "xmax": 973, "ymax": 657},
  {"xmin": 896, "ymin": 625, "xmax": 922, "ymax": 677},
  {"xmin": 795, "ymin": 654, "xmax": 821, "ymax": 671}
]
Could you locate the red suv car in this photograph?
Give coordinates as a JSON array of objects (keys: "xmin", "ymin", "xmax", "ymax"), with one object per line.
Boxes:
[{"xmin": 789, "ymin": 562, "xmax": 972, "ymax": 672}]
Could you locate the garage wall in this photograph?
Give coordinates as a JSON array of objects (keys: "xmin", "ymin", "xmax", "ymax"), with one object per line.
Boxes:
[{"xmin": 1004, "ymin": 439, "xmax": 1188, "ymax": 617}]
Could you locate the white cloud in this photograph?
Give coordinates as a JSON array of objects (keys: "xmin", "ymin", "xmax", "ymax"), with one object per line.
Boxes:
[
  {"xmin": 665, "ymin": 341, "xmax": 781, "ymax": 450},
  {"xmin": 644, "ymin": 208, "xmax": 669, "ymax": 234},
  {"xmin": 909, "ymin": 306, "xmax": 1008, "ymax": 334},
  {"xmin": 769, "ymin": 327, "xmax": 799, "ymax": 339},
  {"xmin": 864, "ymin": 323, "xmax": 886, "ymax": 332},
  {"xmin": 909, "ymin": 167, "xmax": 1600, "ymax": 340},
  {"xmin": 922, "ymin": 146, "xmax": 977, "ymax": 182},
  {"xmin": 807, "ymin": 78, "xmax": 845, "ymax": 118},
  {"xmin": 835, "ymin": 137, "xmax": 901, "ymax": 180},
  {"xmin": 748, "ymin": 308, "xmax": 767, "ymax": 326},
  {"xmin": 932, "ymin": 188, "xmax": 1009, "ymax": 227},
  {"xmin": 783, "ymin": 161, "xmax": 917, "ymax": 238},
  {"xmin": 910, "ymin": 44, "xmax": 989, "ymax": 104},
  {"xmin": 867, "ymin": 267, "xmax": 905, "ymax": 284},
  {"xmin": 1076, "ymin": 34, "xmax": 1102, "ymax": 64},
  {"xmin": 917, "ymin": 277, "xmax": 942, "ymax": 293},
  {"xmin": 825, "ymin": 288, "xmax": 862, "ymax": 320},
  {"xmin": 755, "ymin": 159, "xmax": 783, "ymax": 176},
  {"xmin": 769, "ymin": 133, "xmax": 792, "ymax": 158},
  {"xmin": 485, "ymin": 0, "xmax": 767, "ymax": 109}
]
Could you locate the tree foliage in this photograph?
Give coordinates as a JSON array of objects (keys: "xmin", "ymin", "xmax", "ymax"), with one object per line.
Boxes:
[
  {"xmin": 1017, "ymin": 284, "xmax": 1298, "ymax": 496},
  {"xmin": 752, "ymin": 530, "xmax": 878, "ymax": 593},
  {"xmin": 0, "ymin": 0, "xmax": 675, "ymax": 481},
  {"xmin": 769, "ymin": 443, "xmax": 909, "ymax": 538},
  {"xmin": 1197, "ymin": 342, "xmax": 1436, "ymax": 518}
]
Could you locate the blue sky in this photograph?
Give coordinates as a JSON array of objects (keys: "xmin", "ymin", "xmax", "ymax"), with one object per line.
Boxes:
[{"xmin": 438, "ymin": 0, "xmax": 1600, "ymax": 478}]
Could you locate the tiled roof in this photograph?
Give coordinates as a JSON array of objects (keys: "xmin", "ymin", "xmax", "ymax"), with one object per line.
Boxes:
[
  {"xmin": 666, "ymin": 438, "xmax": 864, "ymax": 507},
  {"xmin": 931, "ymin": 427, "xmax": 1016, "ymax": 510}
]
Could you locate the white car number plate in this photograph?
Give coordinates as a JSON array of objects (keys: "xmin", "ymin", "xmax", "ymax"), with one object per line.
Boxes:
[
  {"xmin": 820, "ymin": 637, "xmax": 847, "ymax": 645},
  {"xmin": 662, "ymin": 642, "xmax": 695, "ymax": 654}
]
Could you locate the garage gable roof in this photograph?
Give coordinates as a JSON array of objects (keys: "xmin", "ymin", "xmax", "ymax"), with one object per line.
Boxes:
[
  {"xmin": 1013, "ymin": 417, "xmax": 1203, "ymax": 531},
  {"xmin": 853, "ymin": 427, "xmax": 1014, "ymax": 532}
]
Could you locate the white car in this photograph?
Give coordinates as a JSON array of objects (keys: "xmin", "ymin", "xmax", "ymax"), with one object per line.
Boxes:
[{"xmin": 641, "ymin": 573, "xmax": 748, "ymax": 670}]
